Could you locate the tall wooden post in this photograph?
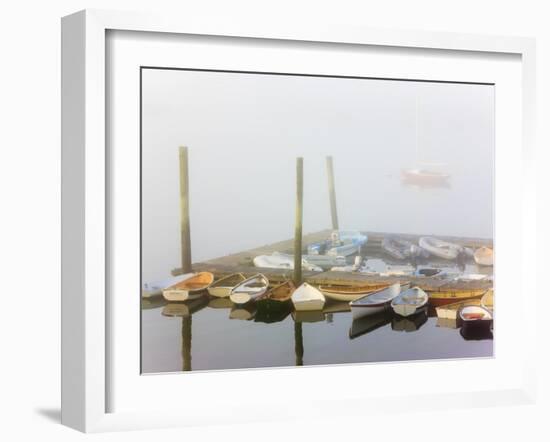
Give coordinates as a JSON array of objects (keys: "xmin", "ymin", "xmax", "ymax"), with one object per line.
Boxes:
[
  {"xmin": 326, "ymin": 156, "xmax": 339, "ymax": 230},
  {"xmin": 294, "ymin": 157, "xmax": 304, "ymax": 285},
  {"xmin": 179, "ymin": 146, "xmax": 192, "ymax": 273}
]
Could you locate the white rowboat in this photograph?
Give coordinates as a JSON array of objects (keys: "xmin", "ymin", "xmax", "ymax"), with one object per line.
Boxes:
[
  {"xmin": 418, "ymin": 237, "xmax": 463, "ymax": 260},
  {"xmin": 229, "ymin": 274, "xmax": 269, "ymax": 305},
  {"xmin": 291, "ymin": 283, "xmax": 325, "ymax": 311},
  {"xmin": 391, "ymin": 287, "xmax": 429, "ymax": 317}
]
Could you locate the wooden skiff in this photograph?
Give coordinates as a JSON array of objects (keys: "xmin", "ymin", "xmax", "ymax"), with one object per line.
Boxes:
[
  {"xmin": 318, "ymin": 282, "xmax": 391, "ymax": 302},
  {"xmin": 480, "ymin": 288, "xmax": 494, "ymax": 311},
  {"xmin": 207, "ymin": 273, "xmax": 247, "ymax": 298},
  {"xmin": 162, "ymin": 272, "xmax": 214, "ymax": 302},
  {"xmin": 427, "ymin": 286, "xmax": 487, "ymax": 307}
]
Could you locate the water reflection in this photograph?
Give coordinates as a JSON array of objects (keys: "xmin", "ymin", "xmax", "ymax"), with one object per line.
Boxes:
[
  {"xmin": 143, "ymin": 289, "xmax": 493, "ymax": 373},
  {"xmin": 460, "ymin": 326, "xmax": 493, "ymax": 341},
  {"xmin": 349, "ymin": 311, "xmax": 393, "ymax": 339},
  {"xmin": 391, "ymin": 310, "xmax": 428, "ymax": 332}
]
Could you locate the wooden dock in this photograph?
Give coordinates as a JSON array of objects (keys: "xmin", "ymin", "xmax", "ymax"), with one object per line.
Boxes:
[{"xmin": 171, "ymin": 230, "xmax": 493, "ymax": 291}]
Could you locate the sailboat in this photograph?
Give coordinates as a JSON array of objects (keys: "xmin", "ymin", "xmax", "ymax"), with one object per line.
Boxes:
[{"xmin": 401, "ymin": 93, "xmax": 450, "ymax": 187}]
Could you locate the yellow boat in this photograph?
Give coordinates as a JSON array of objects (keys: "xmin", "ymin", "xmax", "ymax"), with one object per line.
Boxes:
[
  {"xmin": 318, "ymin": 282, "xmax": 391, "ymax": 302},
  {"xmin": 162, "ymin": 272, "xmax": 214, "ymax": 302},
  {"xmin": 427, "ymin": 286, "xmax": 487, "ymax": 307},
  {"xmin": 481, "ymin": 288, "xmax": 494, "ymax": 311}
]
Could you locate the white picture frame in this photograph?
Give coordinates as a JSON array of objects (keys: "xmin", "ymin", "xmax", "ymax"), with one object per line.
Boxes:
[{"xmin": 61, "ymin": 9, "xmax": 537, "ymax": 433}]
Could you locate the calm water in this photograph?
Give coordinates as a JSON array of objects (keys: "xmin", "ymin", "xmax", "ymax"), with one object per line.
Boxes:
[{"xmin": 141, "ymin": 297, "xmax": 493, "ymax": 373}]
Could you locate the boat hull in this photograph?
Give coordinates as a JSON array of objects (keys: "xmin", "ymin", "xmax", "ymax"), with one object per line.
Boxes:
[
  {"xmin": 428, "ymin": 290, "xmax": 486, "ymax": 307},
  {"xmin": 162, "ymin": 290, "xmax": 205, "ymax": 302}
]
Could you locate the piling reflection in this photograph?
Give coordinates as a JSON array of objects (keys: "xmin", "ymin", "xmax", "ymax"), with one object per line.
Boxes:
[{"xmin": 294, "ymin": 322, "xmax": 304, "ymax": 366}]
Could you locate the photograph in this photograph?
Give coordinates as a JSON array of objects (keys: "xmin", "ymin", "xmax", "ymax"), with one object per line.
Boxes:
[{"xmin": 140, "ymin": 67, "xmax": 495, "ymax": 374}]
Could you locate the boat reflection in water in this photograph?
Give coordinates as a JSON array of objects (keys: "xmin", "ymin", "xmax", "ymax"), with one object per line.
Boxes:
[
  {"xmin": 391, "ymin": 310, "xmax": 428, "ymax": 332},
  {"xmin": 349, "ymin": 310, "xmax": 392, "ymax": 340},
  {"xmin": 255, "ymin": 302, "xmax": 292, "ymax": 324},
  {"xmin": 207, "ymin": 297, "xmax": 233, "ymax": 309},
  {"xmin": 292, "ymin": 310, "xmax": 326, "ymax": 323},
  {"xmin": 460, "ymin": 326, "xmax": 493, "ymax": 341},
  {"xmin": 141, "ymin": 295, "xmax": 167, "ymax": 310},
  {"xmin": 161, "ymin": 297, "xmax": 209, "ymax": 372},
  {"xmin": 229, "ymin": 303, "xmax": 257, "ymax": 321}
]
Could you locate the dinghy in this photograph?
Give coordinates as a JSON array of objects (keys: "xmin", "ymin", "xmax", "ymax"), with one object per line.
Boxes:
[
  {"xmin": 418, "ymin": 237, "xmax": 463, "ymax": 260},
  {"xmin": 426, "ymin": 284, "xmax": 486, "ymax": 307},
  {"xmin": 207, "ymin": 273, "xmax": 247, "ymax": 298},
  {"xmin": 330, "ymin": 256, "xmax": 362, "ymax": 272},
  {"xmin": 162, "ymin": 272, "xmax": 214, "ymax": 302},
  {"xmin": 391, "ymin": 287, "xmax": 429, "ymax": 317},
  {"xmin": 474, "ymin": 247, "xmax": 494, "ymax": 266},
  {"xmin": 382, "ymin": 236, "xmax": 414, "ymax": 260},
  {"xmin": 480, "ymin": 289, "xmax": 494, "ymax": 312},
  {"xmin": 229, "ymin": 274, "xmax": 269, "ymax": 305},
  {"xmin": 349, "ymin": 283, "xmax": 408, "ymax": 319},
  {"xmin": 256, "ymin": 280, "xmax": 295, "ymax": 313},
  {"xmin": 459, "ymin": 305, "xmax": 493, "ymax": 334},
  {"xmin": 326, "ymin": 243, "xmax": 360, "ymax": 257},
  {"xmin": 253, "ymin": 252, "xmax": 322, "ymax": 272},
  {"xmin": 359, "ymin": 259, "xmax": 414, "ymax": 276},
  {"xmin": 319, "ymin": 281, "xmax": 391, "ymax": 302},
  {"xmin": 142, "ymin": 273, "xmax": 193, "ymax": 298},
  {"xmin": 302, "ymin": 254, "xmax": 346, "ymax": 269},
  {"xmin": 291, "ymin": 282, "xmax": 325, "ymax": 311}
]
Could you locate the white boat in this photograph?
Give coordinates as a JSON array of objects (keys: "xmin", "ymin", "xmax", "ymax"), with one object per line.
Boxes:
[
  {"xmin": 303, "ymin": 254, "xmax": 347, "ymax": 269},
  {"xmin": 330, "ymin": 256, "xmax": 362, "ymax": 272},
  {"xmin": 142, "ymin": 273, "xmax": 193, "ymax": 298},
  {"xmin": 382, "ymin": 236, "xmax": 414, "ymax": 260},
  {"xmin": 418, "ymin": 237, "xmax": 463, "ymax": 260},
  {"xmin": 391, "ymin": 287, "xmax": 429, "ymax": 317},
  {"xmin": 326, "ymin": 242, "xmax": 360, "ymax": 257},
  {"xmin": 207, "ymin": 273, "xmax": 247, "ymax": 298},
  {"xmin": 162, "ymin": 272, "xmax": 214, "ymax": 302},
  {"xmin": 360, "ymin": 258, "xmax": 414, "ymax": 276},
  {"xmin": 291, "ymin": 282, "xmax": 325, "ymax": 311},
  {"xmin": 349, "ymin": 283, "xmax": 408, "ymax": 320},
  {"xmin": 253, "ymin": 252, "xmax": 322, "ymax": 272},
  {"xmin": 229, "ymin": 274, "xmax": 269, "ymax": 305},
  {"xmin": 474, "ymin": 247, "xmax": 494, "ymax": 266}
]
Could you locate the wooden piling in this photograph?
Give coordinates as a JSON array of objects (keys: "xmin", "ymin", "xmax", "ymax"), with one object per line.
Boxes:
[
  {"xmin": 294, "ymin": 157, "xmax": 304, "ymax": 285},
  {"xmin": 179, "ymin": 146, "xmax": 192, "ymax": 274},
  {"xmin": 181, "ymin": 316, "xmax": 192, "ymax": 371},
  {"xmin": 326, "ymin": 156, "xmax": 339, "ymax": 230}
]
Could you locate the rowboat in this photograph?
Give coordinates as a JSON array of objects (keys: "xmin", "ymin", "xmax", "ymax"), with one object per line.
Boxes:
[
  {"xmin": 426, "ymin": 285, "xmax": 487, "ymax": 307},
  {"xmin": 349, "ymin": 283, "xmax": 409, "ymax": 319},
  {"xmin": 253, "ymin": 252, "xmax": 322, "ymax": 272},
  {"xmin": 360, "ymin": 259, "xmax": 414, "ymax": 276},
  {"xmin": 392, "ymin": 310, "xmax": 428, "ymax": 332},
  {"xmin": 302, "ymin": 254, "xmax": 346, "ymax": 269},
  {"xmin": 349, "ymin": 311, "xmax": 392, "ymax": 339},
  {"xmin": 207, "ymin": 273, "xmax": 247, "ymax": 298},
  {"xmin": 474, "ymin": 247, "xmax": 494, "ymax": 266},
  {"xmin": 480, "ymin": 289, "xmax": 494, "ymax": 311},
  {"xmin": 291, "ymin": 282, "xmax": 325, "ymax": 311},
  {"xmin": 330, "ymin": 256, "xmax": 363, "ymax": 272},
  {"xmin": 418, "ymin": 237, "xmax": 463, "ymax": 260},
  {"xmin": 382, "ymin": 236, "xmax": 414, "ymax": 260},
  {"xmin": 142, "ymin": 273, "xmax": 193, "ymax": 298},
  {"xmin": 319, "ymin": 281, "xmax": 391, "ymax": 302},
  {"xmin": 162, "ymin": 272, "xmax": 214, "ymax": 302},
  {"xmin": 326, "ymin": 231, "xmax": 367, "ymax": 256},
  {"xmin": 326, "ymin": 243, "xmax": 360, "ymax": 257},
  {"xmin": 256, "ymin": 281, "xmax": 296, "ymax": 310},
  {"xmin": 391, "ymin": 287, "xmax": 429, "ymax": 317},
  {"xmin": 459, "ymin": 305, "xmax": 493, "ymax": 334},
  {"xmin": 229, "ymin": 274, "xmax": 269, "ymax": 305},
  {"xmin": 435, "ymin": 299, "xmax": 482, "ymax": 321}
]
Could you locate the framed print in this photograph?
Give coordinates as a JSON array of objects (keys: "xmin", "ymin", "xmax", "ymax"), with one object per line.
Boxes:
[{"xmin": 61, "ymin": 9, "xmax": 537, "ymax": 432}]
